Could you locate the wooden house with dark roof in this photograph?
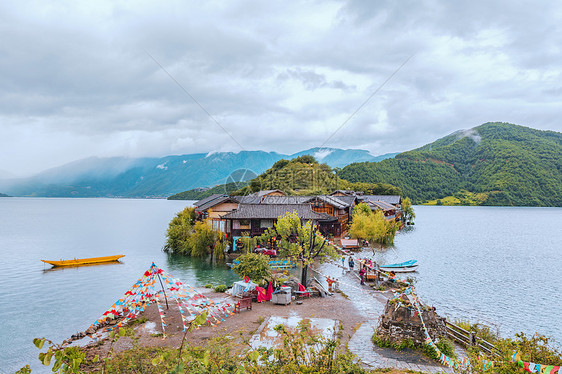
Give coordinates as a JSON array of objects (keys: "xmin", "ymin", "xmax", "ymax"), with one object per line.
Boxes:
[
  {"xmin": 222, "ymin": 204, "xmax": 333, "ymax": 237},
  {"xmin": 303, "ymin": 195, "xmax": 356, "ymax": 237},
  {"xmin": 193, "ymin": 189, "xmax": 402, "ymax": 239},
  {"xmin": 194, "ymin": 194, "xmax": 239, "ymax": 232}
]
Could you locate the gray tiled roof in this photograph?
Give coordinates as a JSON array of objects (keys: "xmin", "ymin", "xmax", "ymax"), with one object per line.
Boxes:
[
  {"xmin": 303, "ymin": 195, "xmax": 348, "ymax": 209},
  {"xmin": 237, "ymin": 195, "xmax": 311, "ymax": 204},
  {"xmin": 357, "ymin": 195, "xmax": 401, "ymax": 205},
  {"xmin": 364, "ymin": 199, "xmax": 396, "ymax": 211},
  {"xmin": 195, "ymin": 195, "xmax": 234, "ymax": 212},
  {"xmin": 222, "ymin": 204, "xmax": 334, "ymax": 220},
  {"xmin": 194, "ymin": 194, "xmax": 225, "ymax": 208}
]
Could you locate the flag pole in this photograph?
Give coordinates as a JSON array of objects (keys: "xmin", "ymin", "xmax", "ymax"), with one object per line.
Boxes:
[{"xmin": 157, "ymin": 271, "xmax": 169, "ymax": 310}]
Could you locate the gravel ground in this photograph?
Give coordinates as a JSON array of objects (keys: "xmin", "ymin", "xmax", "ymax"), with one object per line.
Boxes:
[{"xmin": 84, "ymin": 287, "xmax": 366, "ymax": 359}]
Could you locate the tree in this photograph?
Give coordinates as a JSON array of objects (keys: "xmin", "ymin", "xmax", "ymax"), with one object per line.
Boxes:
[
  {"xmin": 349, "ymin": 203, "xmax": 400, "ymax": 251},
  {"xmin": 401, "ymin": 197, "xmax": 416, "ymax": 224},
  {"xmin": 231, "ymin": 253, "xmax": 271, "ymax": 283},
  {"xmin": 164, "ymin": 208, "xmax": 226, "ymax": 261},
  {"xmin": 164, "ymin": 207, "xmax": 197, "ymax": 255},
  {"xmin": 188, "ymin": 220, "xmax": 226, "ymax": 262},
  {"xmin": 267, "ymin": 211, "xmax": 338, "ymax": 285}
]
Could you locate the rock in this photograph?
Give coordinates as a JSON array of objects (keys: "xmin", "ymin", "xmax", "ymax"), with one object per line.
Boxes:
[{"xmin": 375, "ymin": 297, "xmax": 447, "ymax": 345}]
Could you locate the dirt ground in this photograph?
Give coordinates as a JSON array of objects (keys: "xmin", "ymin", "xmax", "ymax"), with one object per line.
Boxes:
[{"xmin": 84, "ymin": 287, "xmax": 367, "ymax": 360}]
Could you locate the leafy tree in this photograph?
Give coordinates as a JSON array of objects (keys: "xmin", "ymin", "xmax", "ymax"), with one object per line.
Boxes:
[
  {"xmin": 164, "ymin": 207, "xmax": 197, "ymax": 255},
  {"xmin": 164, "ymin": 208, "xmax": 225, "ymax": 261},
  {"xmin": 188, "ymin": 220, "xmax": 226, "ymax": 262},
  {"xmin": 349, "ymin": 203, "xmax": 400, "ymax": 250},
  {"xmin": 231, "ymin": 253, "xmax": 271, "ymax": 283},
  {"xmin": 267, "ymin": 211, "xmax": 338, "ymax": 284},
  {"xmin": 292, "ymin": 155, "xmax": 318, "ymax": 164},
  {"xmin": 401, "ymin": 197, "xmax": 415, "ymax": 223}
]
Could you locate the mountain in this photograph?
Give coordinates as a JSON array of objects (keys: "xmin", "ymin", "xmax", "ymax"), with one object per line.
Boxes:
[
  {"xmin": 0, "ymin": 193, "xmax": 9, "ymax": 197},
  {"xmin": 0, "ymin": 148, "xmax": 395, "ymax": 198},
  {"xmin": 232, "ymin": 155, "xmax": 401, "ymax": 196},
  {"xmin": 290, "ymin": 148, "xmax": 398, "ymax": 168},
  {"xmin": 339, "ymin": 123, "xmax": 562, "ymax": 206}
]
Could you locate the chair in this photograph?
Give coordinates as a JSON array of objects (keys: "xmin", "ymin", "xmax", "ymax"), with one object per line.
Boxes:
[{"xmin": 235, "ymin": 296, "xmax": 253, "ymax": 313}]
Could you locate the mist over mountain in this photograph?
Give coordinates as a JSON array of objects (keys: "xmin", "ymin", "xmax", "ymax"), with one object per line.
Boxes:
[{"xmin": 0, "ymin": 148, "xmax": 395, "ymax": 198}]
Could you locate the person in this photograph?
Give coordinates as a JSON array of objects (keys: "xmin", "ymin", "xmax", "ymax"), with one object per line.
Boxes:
[
  {"xmin": 389, "ymin": 271, "xmax": 396, "ymax": 283},
  {"xmin": 326, "ymin": 276, "xmax": 337, "ymax": 292},
  {"xmin": 359, "ymin": 267, "xmax": 366, "ymax": 285},
  {"xmin": 348, "ymin": 257, "xmax": 354, "ymax": 270},
  {"xmin": 341, "ymin": 255, "xmax": 346, "ymax": 268}
]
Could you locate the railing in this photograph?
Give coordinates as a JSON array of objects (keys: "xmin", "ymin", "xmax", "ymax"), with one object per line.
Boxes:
[{"xmin": 445, "ymin": 321, "xmax": 500, "ymax": 357}]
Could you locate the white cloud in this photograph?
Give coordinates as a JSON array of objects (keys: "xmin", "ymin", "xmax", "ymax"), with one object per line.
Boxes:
[{"xmin": 0, "ymin": 0, "xmax": 561, "ymax": 175}]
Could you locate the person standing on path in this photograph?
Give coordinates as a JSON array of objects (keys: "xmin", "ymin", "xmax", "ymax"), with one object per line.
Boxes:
[
  {"xmin": 348, "ymin": 256, "xmax": 354, "ymax": 271},
  {"xmin": 341, "ymin": 255, "xmax": 346, "ymax": 268},
  {"xmin": 359, "ymin": 266, "xmax": 366, "ymax": 285}
]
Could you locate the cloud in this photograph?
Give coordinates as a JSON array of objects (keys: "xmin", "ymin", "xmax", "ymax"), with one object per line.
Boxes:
[{"xmin": 0, "ymin": 0, "xmax": 561, "ymax": 175}]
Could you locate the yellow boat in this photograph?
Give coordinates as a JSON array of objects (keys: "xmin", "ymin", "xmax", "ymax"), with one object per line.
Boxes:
[{"xmin": 41, "ymin": 255, "xmax": 125, "ymax": 267}]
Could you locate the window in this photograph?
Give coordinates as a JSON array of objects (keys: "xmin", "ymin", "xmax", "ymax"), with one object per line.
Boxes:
[{"xmin": 260, "ymin": 219, "xmax": 273, "ymax": 228}]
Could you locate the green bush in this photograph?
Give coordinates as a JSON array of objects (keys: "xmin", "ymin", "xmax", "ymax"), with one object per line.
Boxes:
[
  {"xmin": 231, "ymin": 253, "xmax": 271, "ymax": 283},
  {"xmin": 204, "ymin": 284, "xmax": 213, "ymax": 288},
  {"xmin": 424, "ymin": 338, "xmax": 456, "ymax": 360},
  {"xmin": 213, "ymin": 285, "xmax": 228, "ymax": 293}
]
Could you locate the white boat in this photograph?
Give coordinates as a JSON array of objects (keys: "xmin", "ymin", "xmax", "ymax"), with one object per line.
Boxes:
[{"xmin": 380, "ymin": 265, "xmax": 419, "ymax": 273}]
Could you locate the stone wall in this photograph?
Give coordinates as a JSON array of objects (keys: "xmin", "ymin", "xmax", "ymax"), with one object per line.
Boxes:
[{"xmin": 376, "ymin": 295, "xmax": 447, "ymax": 345}]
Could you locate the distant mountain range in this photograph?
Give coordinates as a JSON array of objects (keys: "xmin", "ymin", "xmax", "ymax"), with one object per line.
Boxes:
[
  {"xmin": 339, "ymin": 123, "xmax": 562, "ymax": 206},
  {"xmin": 0, "ymin": 148, "xmax": 397, "ymax": 198}
]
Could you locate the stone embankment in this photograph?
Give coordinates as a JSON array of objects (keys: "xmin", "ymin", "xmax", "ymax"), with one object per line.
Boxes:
[{"xmin": 317, "ymin": 262, "xmax": 454, "ymax": 373}]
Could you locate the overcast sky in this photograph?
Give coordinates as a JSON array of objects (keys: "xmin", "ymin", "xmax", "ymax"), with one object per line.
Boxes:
[{"xmin": 1, "ymin": 1, "xmax": 561, "ymax": 176}]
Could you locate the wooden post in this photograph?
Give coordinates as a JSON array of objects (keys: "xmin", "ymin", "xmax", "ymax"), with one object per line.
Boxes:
[{"xmin": 157, "ymin": 272, "xmax": 169, "ymax": 310}]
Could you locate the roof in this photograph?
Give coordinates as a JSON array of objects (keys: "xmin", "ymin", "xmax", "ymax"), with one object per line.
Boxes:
[
  {"xmin": 304, "ymin": 195, "xmax": 348, "ymax": 209},
  {"xmin": 237, "ymin": 195, "xmax": 311, "ymax": 205},
  {"xmin": 357, "ymin": 195, "xmax": 401, "ymax": 205},
  {"xmin": 329, "ymin": 190, "xmax": 356, "ymax": 196},
  {"xmin": 333, "ymin": 195, "xmax": 357, "ymax": 207},
  {"xmin": 255, "ymin": 189, "xmax": 286, "ymax": 197},
  {"xmin": 194, "ymin": 194, "xmax": 226, "ymax": 208},
  {"xmin": 364, "ymin": 199, "xmax": 396, "ymax": 211},
  {"xmin": 340, "ymin": 239, "xmax": 359, "ymax": 248},
  {"xmin": 222, "ymin": 204, "xmax": 333, "ymax": 220},
  {"xmin": 195, "ymin": 195, "xmax": 236, "ymax": 212}
]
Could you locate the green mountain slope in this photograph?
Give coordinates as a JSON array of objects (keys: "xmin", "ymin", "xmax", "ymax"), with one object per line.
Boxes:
[
  {"xmin": 339, "ymin": 123, "xmax": 562, "ymax": 206},
  {"xmin": 236, "ymin": 155, "xmax": 401, "ymax": 196}
]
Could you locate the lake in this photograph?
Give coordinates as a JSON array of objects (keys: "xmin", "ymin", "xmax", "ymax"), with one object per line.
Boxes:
[{"xmin": 0, "ymin": 199, "xmax": 560, "ymax": 372}]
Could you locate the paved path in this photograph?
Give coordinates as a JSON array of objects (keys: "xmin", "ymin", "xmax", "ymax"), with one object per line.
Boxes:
[{"xmin": 315, "ymin": 263, "xmax": 454, "ymax": 373}]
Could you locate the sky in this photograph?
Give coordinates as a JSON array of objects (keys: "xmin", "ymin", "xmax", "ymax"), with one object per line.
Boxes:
[{"xmin": 1, "ymin": 0, "xmax": 562, "ymax": 177}]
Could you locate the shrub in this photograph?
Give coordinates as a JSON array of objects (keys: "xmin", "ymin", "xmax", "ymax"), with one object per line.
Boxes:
[
  {"xmin": 213, "ymin": 285, "xmax": 228, "ymax": 293},
  {"xmin": 231, "ymin": 253, "xmax": 271, "ymax": 283}
]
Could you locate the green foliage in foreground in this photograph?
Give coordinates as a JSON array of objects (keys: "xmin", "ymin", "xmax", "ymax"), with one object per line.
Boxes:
[
  {"xmin": 458, "ymin": 324, "xmax": 562, "ymax": 373},
  {"xmin": 340, "ymin": 122, "xmax": 562, "ymax": 206},
  {"xmin": 371, "ymin": 333, "xmax": 456, "ymax": 361},
  {"xmin": 30, "ymin": 320, "xmax": 367, "ymax": 374}
]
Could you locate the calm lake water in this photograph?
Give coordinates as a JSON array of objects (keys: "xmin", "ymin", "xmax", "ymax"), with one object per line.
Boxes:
[{"xmin": 0, "ymin": 199, "xmax": 560, "ymax": 372}]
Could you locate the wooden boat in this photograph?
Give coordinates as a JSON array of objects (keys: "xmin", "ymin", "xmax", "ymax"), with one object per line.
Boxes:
[
  {"xmin": 41, "ymin": 255, "xmax": 125, "ymax": 267},
  {"xmin": 379, "ymin": 259, "xmax": 417, "ymax": 268},
  {"xmin": 380, "ymin": 265, "xmax": 419, "ymax": 273}
]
